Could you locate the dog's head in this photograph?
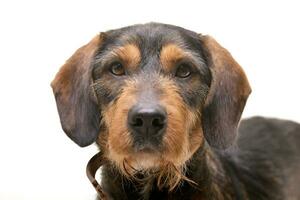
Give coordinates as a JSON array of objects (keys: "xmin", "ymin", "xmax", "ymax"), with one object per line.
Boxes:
[{"xmin": 52, "ymin": 23, "xmax": 251, "ymax": 188}]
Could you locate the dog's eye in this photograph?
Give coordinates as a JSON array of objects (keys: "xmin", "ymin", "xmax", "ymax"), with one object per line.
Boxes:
[
  {"xmin": 110, "ymin": 62, "xmax": 125, "ymax": 76},
  {"xmin": 175, "ymin": 64, "xmax": 191, "ymax": 78}
]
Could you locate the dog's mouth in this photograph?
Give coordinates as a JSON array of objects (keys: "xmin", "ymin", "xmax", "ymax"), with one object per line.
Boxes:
[
  {"xmin": 135, "ymin": 145, "xmax": 157, "ymax": 154},
  {"xmin": 132, "ymin": 138, "xmax": 162, "ymax": 153}
]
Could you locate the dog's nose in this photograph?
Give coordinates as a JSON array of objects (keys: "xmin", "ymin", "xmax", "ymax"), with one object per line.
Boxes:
[{"xmin": 128, "ymin": 104, "xmax": 167, "ymax": 138}]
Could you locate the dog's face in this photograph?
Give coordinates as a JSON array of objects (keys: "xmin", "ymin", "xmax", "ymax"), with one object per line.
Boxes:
[
  {"xmin": 52, "ymin": 23, "xmax": 251, "ymax": 187},
  {"xmin": 92, "ymin": 25, "xmax": 212, "ymax": 171}
]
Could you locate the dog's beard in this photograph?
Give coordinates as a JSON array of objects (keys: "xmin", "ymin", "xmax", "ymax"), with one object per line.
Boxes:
[{"xmin": 116, "ymin": 152, "xmax": 197, "ymax": 191}]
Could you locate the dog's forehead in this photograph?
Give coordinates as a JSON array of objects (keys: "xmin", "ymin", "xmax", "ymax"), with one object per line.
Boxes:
[{"xmin": 102, "ymin": 23, "xmax": 202, "ymax": 54}]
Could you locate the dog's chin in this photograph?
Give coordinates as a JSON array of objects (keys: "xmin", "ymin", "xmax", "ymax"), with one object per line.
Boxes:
[{"xmin": 125, "ymin": 151, "xmax": 163, "ymax": 171}]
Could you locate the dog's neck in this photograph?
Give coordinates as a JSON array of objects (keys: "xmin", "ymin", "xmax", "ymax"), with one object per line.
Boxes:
[{"xmin": 100, "ymin": 144, "xmax": 241, "ymax": 200}]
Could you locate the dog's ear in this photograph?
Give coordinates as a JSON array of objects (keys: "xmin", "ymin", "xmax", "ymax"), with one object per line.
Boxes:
[
  {"xmin": 51, "ymin": 34, "xmax": 103, "ymax": 147},
  {"xmin": 200, "ymin": 35, "xmax": 251, "ymax": 149}
]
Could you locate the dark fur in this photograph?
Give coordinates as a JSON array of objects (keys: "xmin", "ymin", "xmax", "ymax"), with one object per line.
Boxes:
[{"xmin": 51, "ymin": 23, "xmax": 300, "ymax": 200}]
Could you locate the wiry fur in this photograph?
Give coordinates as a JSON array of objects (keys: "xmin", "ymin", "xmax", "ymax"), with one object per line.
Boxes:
[{"xmin": 51, "ymin": 23, "xmax": 300, "ymax": 200}]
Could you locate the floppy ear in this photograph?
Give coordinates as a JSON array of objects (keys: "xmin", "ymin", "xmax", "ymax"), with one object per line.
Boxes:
[
  {"xmin": 200, "ymin": 35, "xmax": 251, "ymax": 149},
  {"xmin": 51, "ymin": 34, "xmax": 103, "ymax": 147}
]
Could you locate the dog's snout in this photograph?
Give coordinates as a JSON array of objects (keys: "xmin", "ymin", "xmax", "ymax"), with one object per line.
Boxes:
[{"xmin": 128, "ymin": 104, "xmax": 167, "ymax": 138}]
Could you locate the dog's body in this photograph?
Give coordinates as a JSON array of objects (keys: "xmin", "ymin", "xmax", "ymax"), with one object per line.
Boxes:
[
  {"xmin": 51, "ymin": 23, "xmax": 300, "ymax": 199},
  {"xmin": 101, "ymin": 117, "xmax": 300, "ymax": 200}
]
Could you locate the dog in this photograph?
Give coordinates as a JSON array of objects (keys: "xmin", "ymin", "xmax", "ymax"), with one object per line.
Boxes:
[{"xmin": 51, "ymin": 23, "xmax": 300, "ymax": 200}]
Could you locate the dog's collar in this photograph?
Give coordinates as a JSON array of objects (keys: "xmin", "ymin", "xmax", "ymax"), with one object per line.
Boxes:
[{"xmin": 86, "ymin": 151, "xmax": 108, "ymax": 200}]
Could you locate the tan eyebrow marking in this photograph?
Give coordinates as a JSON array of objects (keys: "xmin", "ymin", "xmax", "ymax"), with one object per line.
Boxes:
[
  {"xmin": 113, "ymin": 44, "xmax": 141, "ymax": 70},
  {"xmin": 160, "ymin": 44, "xmax": 192, "ymax": 72}
]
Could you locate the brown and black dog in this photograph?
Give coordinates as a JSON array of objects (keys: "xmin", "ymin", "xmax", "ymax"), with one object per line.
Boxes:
[{"xmin": 51, "ymin": 23, "xmax": 300, "ymax": 200}]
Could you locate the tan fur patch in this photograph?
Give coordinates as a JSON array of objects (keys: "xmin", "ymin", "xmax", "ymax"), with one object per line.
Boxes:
[
  {"xmin": 101, "ymin": 79, "xmax": 138, "ymax": 167},
  {"xmin": 159, "ymin": 78, "xmax": 203, "ymax": 166},
  {"xmin": 112, "ymin": 44, "xmax": 141, "ymax": 70},
  {"xmin": 160, "ymin": 44, "xmax": 192, "ymax": 72}
]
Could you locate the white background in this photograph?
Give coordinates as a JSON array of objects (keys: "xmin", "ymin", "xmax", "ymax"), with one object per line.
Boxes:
[{"xmin": 0, "ymin": 0, "xmax": 299, "ymax": 199}]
